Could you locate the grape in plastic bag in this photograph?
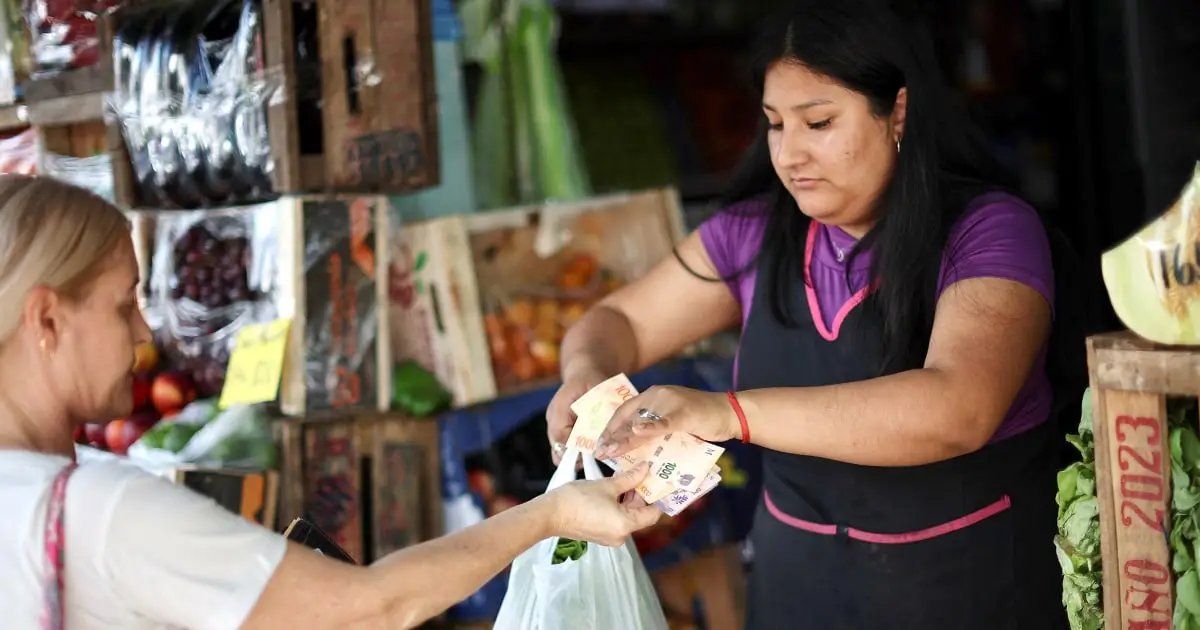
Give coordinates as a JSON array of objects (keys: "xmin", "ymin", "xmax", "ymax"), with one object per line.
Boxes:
[{"xmin": 494, "ymin": 448, "xmax": 668, "ymax": 630}]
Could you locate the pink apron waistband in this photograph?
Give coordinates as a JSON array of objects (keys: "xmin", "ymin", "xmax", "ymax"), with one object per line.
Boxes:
[{"xmin": 763, "ymin": 489, "xmax": 1012, "ymax": 545}]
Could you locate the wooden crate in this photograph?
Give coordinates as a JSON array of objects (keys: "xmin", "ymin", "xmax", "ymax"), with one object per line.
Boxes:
[
  {"xmin": 137, "ymin": 194, "xmax": 393, "ymax": 416},
  {"xmin": 275, "ymin": 412, "xmax": 442, "ymax": 564},
  {"xmin": 107, "ymin": 0, "xmax": 439, "ymax": 209},
  {"xmin": 1087, "ymin": 331, "xmax": 1200, "ymax": 628},
  {"xmin": 389, "ymin": 188, "xmax": 687, "ymax": 408}
]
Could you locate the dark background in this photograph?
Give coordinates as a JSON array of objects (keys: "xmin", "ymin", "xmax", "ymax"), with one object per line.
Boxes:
[{"xmin": 464, "ymin": 0, "xmax": 1200, "ymax": 334}]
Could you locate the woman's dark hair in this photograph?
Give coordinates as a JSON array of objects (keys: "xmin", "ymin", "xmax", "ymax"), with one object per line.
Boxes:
[{"xmin": 722, "ymin": 0, "xmax": 1015, "ymax": 375}]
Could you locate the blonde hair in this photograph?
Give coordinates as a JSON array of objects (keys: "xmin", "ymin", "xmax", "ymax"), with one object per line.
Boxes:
[{"xmin": 0, "ymin": 175, "xmax": 130, "ymax": 342}]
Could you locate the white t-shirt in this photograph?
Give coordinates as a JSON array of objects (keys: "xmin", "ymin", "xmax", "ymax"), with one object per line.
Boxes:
[{"xmin": 0, "ymin": 450, "xmax": 287, "ymax": 629}]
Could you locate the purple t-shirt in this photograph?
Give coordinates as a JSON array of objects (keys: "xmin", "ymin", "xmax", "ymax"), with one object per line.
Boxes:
[{"xmin": 699, "ymin": 191, "xmax": 1055, "ymax": 442}]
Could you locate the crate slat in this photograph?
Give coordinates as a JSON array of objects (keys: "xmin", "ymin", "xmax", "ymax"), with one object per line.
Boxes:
[{"xmin": 1087, "ymin": 333, "xmax": 1185, "ymax": 628}]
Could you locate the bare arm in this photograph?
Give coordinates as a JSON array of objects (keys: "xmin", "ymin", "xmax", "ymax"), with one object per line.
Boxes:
[
  {"xmin": 244, "ymin": 496, "xmax": 555, "ymax": 630},
  {"xmin": 734, "ymin": 278, "xmax": 1051, "ymax": 466},
  {"xmin": 560, "ymin": 231, "xmax": 741, "ymax": 379},
  {"xmin": 241, "ymin": 464, "xmax": 659, "ymax": 630}
]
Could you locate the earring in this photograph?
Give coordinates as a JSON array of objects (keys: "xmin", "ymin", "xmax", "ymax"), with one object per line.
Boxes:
[
  {"xmin": 896, "ymin": 139, "xmax": 901, "ymax": 153},
  {"xmin": 38, "ymin": 338, "xmax": 47, "ymax": 353}
]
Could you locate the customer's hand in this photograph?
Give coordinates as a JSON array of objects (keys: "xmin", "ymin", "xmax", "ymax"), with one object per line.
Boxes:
[
  {"xmin": 596, "ymin": 386, "xmax": 739, "ymax": 460},
  {"xmin": 547, "ymin": 462, "xmax": 662, "ymax": 547},
  {"xmin": 546, "ymin": 362, "xmax": 609, "ymax": 464}
]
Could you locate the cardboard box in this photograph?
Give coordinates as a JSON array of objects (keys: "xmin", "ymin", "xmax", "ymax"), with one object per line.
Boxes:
[
  {"xmin": 139, "ymin": 194, "xmax": 393, "ymax": 417},
  {"xmin": 390, "ymin": 188, "xmax": 686, "ymax": 407}
]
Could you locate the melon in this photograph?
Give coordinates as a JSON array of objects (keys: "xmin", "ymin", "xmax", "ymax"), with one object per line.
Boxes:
[{"xmin": 1102, "ymin": 162, "xmax": 1200, "ymax": 345}]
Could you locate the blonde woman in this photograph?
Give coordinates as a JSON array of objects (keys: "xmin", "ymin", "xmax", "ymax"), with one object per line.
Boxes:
[{"xmin": 0, "ymin": 176, "xmax": 661, "ymax": 630}]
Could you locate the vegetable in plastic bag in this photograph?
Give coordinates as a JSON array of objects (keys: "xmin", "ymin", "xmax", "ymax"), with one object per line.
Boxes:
[{"xmin": 494, "ymin": 448, "xmax": 668, "ymax": 630}]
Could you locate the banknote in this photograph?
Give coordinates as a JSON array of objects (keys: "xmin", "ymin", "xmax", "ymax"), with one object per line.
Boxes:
[
  {"xmin": 655, "ymin": 470, "xmax": 722, "ymax": 516},
  {"xmin": 635, "ymin": 433, "xmax": 725, "ymax": 502},
  {"xmin": 603, "ymin": 431, "xmax": 724, "ymax": 503},
  {"xmin": 564, "ymin": 373, "xmax": 638, "ymax": 453}
]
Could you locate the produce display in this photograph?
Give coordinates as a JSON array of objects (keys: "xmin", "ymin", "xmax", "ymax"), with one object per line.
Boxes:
[
  {"xmin": 23, "ymin": 0, "xmax": 118, "ymax": 77},
  {"xmin": 111, "ymin": 0, "xmax": 279, "ymax": 208},
  {"xmin": 73, "ymin": 340, "xmax": 199, "ymax": 455},
  {"xmin": 147, "ymin": 207, "xmax": 280, "ymax": 400},
  {"xmin": 1168, "ymin": 400, "xmax": 1200, "ymax": 629},
  {"xmin": 1102, "ymin": 162, "xmax": 1200, "ymax": 346},
  {"xmin": 1055, "ymin": 389, "xmax": 1102, "ymax": 630},
  {"xmin": 483, "ymin": 252, "xmax": 622, "ymax": 389},
  {"xmin": 1058, "ymin": 392, "xmax": 1200, "ymax": 630}
]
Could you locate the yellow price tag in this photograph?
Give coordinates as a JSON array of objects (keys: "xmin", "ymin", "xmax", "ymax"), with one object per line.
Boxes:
[{"xmin": 219, "ymin": 318, "xmax": 292, "ymax": 408}]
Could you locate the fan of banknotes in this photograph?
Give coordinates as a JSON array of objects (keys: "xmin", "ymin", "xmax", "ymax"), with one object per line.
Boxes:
[{"xmin": 563, "ymin": 374, "xmax": 723, "ymax": 516}]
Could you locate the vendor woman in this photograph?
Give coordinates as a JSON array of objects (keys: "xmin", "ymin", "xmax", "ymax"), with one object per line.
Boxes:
[{"xmin": 547, "ymin": 1, "xmax": 1068, "ymax": 628}]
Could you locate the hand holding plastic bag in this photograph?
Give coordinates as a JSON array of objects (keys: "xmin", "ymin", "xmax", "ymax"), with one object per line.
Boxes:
[{"xmin": 495, "ymin": 448, "xmax": 668, "ymax": 630}]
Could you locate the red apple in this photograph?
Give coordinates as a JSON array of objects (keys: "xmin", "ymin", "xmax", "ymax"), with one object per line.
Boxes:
[
  {"xmin": 131, "ymin": 373, "xmax": 152, "ymax": 410},
  {"xmin": 151, "ymin": 371, "xmax": 197, "ymax": 415},
  {"xmin": 105, "ymin": 419, "xmax": 152, "ymax": 456},
  {"xmin": 83, "ymin": 423, "xmax": 107, "ymax": 449}
]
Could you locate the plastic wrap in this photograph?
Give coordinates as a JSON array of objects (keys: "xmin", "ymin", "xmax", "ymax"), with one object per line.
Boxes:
[
  {"xmin": 110, "ymin": 0, "xmax": 285, "ymax": 209},
  {"xmin": 23, "ymin": 0, "xmax": 120, "ymax": 76},
  {"xmin": 147, "ymin": 204, "xmax": 281, "ymax": 398},
  {"xmin": 40, "ymin": 152, "xmax": 113, "ymax": 199},
  {"xmin": 129, "ymin": 401, "xmax": 277, "ymax": 472},
  {"xmin": 0, "ymin": 127, "xmax": 37, "ymax": 174},
  {"xmin": 1102, "ymin": 163, "xmax": 1200, "ymax": 345}
]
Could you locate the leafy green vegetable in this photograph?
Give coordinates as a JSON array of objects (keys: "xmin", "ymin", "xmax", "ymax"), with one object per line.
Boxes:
[
  {"xmin": 1168, "ymin": 398, "xmax": 1200, "ymax": 629},
  {"xmin": 1056, "ymin": 389, "xmax": 1103, "ymax": 630},
  {"xmin": 551, "ymin": 537, "xmax": 587, "ymax": 565},
  {"xmin": 391, "ymin": 361, "xmax": 453, "ymax": 417}
]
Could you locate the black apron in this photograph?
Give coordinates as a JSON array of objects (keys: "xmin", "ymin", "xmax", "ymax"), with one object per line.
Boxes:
[{"xmin": 738, "ymin": 230, "xmax": 1067, "ymax": 630}]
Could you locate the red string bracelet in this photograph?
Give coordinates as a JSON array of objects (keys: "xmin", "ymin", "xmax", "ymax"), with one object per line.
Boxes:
[{"xmin": 726, "ymin": 391, "xmax": 750, "ymax": 443}]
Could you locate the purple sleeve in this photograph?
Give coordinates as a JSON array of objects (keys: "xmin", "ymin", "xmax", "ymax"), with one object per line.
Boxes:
[
  {"xmin": 698, "ymin": 201, "xmax": 769, "ymax": 309},
  {"xmin": 937, "ymin": 192, "xmax": 1055, "ymax": 315}
]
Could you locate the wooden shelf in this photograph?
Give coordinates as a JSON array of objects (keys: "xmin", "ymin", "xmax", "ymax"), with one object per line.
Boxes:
[
  {"xmin": 25, "ymin": 92, "xmax": 106, "ymax": 127},
  {"xmin": 0, "ymin": 103, "xmax": 28, "ymax": 132}
]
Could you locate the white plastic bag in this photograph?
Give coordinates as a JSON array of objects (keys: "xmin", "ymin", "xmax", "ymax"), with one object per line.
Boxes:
[{"xmin": 494, "ymin": 448, "xmax": 668, "ymax": 630}]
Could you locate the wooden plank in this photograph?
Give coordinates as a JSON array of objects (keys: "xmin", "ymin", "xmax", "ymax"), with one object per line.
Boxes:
[
  {"xmin": 25, "ymin": 92, "xmax": 105, "ymax": 126},
  {"xmin": 303, "ymin": 420, "xmax": 365, "ymax": 563},
  {"xmin": 370, "ymin": 0, "xmax": 437, "ymax": 189},
  {"xmin": 1093, "ymin": 343, "xmax": 1200, "ymax": 396},
  {"xmin": 1093, "ymin": 384, "xmax": 1172, "ymax": 628},
  {"xmin": 261, "ymin": 0, "xmax": 301, "ymax": 192},
  {"xmin": 0, "ymin": 104, "xmax": 28, "ymax": 132},
  {"xmin": 370, "ymin": 415, "xmax": 441, "ymax": 561}
]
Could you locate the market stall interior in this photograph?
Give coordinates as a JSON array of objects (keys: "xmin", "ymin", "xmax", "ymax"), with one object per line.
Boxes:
[{"xmin": 0, "ymin": 0, "xmax": 1196, "ymax": 627}]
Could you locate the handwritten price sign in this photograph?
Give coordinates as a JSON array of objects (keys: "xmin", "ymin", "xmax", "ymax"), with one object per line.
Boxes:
[
  {"xmin": 1099, "ymin": 391, "xmax": 1172, "ymax": 629},
  {"xmin": 219, "ymin": 318, "xmax": 292, "ymax": 408}
]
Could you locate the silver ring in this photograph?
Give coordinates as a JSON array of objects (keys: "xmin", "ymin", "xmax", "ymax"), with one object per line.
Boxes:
[
  {"xmin": 637, "ymin": 408, "xmax": 665, "ymax": 422},
  {"xmin": 552, "ymin": 442, "xmax": 566, "ymax": 454}
]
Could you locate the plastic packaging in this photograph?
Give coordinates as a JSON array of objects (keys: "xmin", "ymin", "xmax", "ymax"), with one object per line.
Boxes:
[
  {"xmin": 110, "ymin": 0, "xmax": 285, "ymax": 209},
  {"xmin": 1102, "ymin": 163, "xmax": 1200, "ymax": 345},
  {"xmin": 40, "ymin": 152, "xmax": 113, "ymax": 200},
  {"xmin": 494, "ymin": 448, "xmax": 669, "ymax": 630},
  {"xmin": 128, "ymin": 402, "xmax": 277, "ymax": 472},
  {"xmin": 0, "ymin": 127, "xmax": 37, "ymax": 174},
  {"xmin": 23, "ymin": 0, "xmax": 120, "ymax": 77},
  {"xmin": 146, "ymin": 204, "xmax": 281, "ymax": 398}
]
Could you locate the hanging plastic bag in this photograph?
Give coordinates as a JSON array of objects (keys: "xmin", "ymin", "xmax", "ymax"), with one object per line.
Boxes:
[{"xmin": 494, "ymin": 448, "xmax": 668, "ymax": 630}]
